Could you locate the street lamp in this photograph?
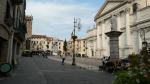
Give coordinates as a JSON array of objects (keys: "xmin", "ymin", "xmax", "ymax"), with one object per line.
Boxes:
[
  {"xmin": 71, "ymin": 17, "xmax": 81, "ymax": 66},
  {"xmin": 140, "ymin": 28, "xmax": 148, "ymax": 49}
]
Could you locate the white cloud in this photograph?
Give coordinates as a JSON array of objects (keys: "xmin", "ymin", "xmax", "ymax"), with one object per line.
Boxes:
[{"xmin": 26, "ymin": 0, "xmax": 101, "ymax": 40}]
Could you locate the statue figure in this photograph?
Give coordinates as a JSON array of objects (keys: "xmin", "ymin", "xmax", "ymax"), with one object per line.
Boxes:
[{"xmin": 111, "ymin": 15, "xmax": 117, "ymax": 31}]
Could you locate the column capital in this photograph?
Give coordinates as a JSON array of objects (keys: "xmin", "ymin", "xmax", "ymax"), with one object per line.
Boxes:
[
  {"xmin": 125, "ymin": 8, "xmax": 130, "ymax": 13},
  {"xmin": 100, "ymin": 20, "xmax": 105, "ymax": 23},
  {"xmin": 116, "ymin": 12, "xmax": 121, "ymax": 16}
]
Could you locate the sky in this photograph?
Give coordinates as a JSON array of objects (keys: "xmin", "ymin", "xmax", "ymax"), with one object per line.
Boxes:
[{"xmin": 26, "ymin": 0, "xmax": 105, "ymax": 40}]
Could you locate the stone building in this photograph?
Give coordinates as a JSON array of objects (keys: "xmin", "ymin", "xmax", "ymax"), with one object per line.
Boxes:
[
  {"xmin": 57, "ymin": 40, "xmax": 64, "ymax": 55},
  {"xmin": 77, "ymin": 39, "xmax": 86, "ymax": 58},
  {"xmin": 29, "ymin": 35, "xmax": 64, "ymax": 56},
  {"xmin": 24, "ymin": 15, "xmax": 33, "ymax": 50},
  {"xmin": 85, "ymin": 28, "xmax": 97, "ymax": 58},
  {"xmin": 0, "ymin": 0, "xmax": 26, "ymax": 65},
  {"xmin": 30, "ymin": 35, "xmax": 47, "ymax": 51},
  {"xmin": 95, "ymin": 0, "xmax": 150, "ymax": 59},
  {"xmin": 25, "ymin": 15, "xmax": 33, "ymax": 38},
  {"xmin": 68, "ymin": 38, "xmax": 86, "ymax": 57},
  {"xmin": 51, "ymin": 38, "xmax": 64, "ymax": 56}
]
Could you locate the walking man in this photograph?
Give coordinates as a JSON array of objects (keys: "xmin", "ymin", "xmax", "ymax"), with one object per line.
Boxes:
[{"xmin": 61, "ymin": 53, "xmax": 66, "ymax": 65}]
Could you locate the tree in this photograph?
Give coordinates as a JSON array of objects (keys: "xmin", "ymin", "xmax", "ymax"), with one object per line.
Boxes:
[
  {"xmin": 113, "ymin": 48, "xmax": 150, "ymax": 84},
  {"xmin": 63, "ymin": 39, "xmax": 67, "ymax": 52}
]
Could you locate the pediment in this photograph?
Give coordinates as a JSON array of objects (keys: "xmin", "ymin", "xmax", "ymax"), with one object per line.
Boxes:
[
  {"xmin": 101, "ymin": 2, "xmax": 121, "ymax": 15},
  {"xmin": 95, "ymin": 0, "xmax": 124, "ymax": 20}
]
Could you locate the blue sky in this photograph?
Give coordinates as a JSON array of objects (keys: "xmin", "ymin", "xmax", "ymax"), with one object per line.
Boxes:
[{"xmin": 26, "ymin": 0, "xmax": 105, "ymax": 40}]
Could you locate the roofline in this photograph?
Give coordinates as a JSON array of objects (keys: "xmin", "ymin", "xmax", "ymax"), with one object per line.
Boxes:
[{"xmin": 94, "ymin": 0, "xmax": 127, "ymax": 21}]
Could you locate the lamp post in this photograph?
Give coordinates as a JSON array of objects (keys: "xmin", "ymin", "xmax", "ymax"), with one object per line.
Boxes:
[
  {"xmin": 71, "ymin": 18, "xmax": 81, "ymax": 66},
  {"xmin": 140, "ymin": 28, "xmax": 147, "ymax": 49}
]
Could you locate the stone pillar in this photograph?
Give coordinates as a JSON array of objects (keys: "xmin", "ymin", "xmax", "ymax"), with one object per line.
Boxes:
[
  {"xmin": 96, "ymin": 23, "xmax": 100, "ymax": 50},
  {"xmin": 117, "ymin": 13, "xmax": 121, "ymax": 31},
  {"xmin": 106, "ymin": 32, "xmax": 122, "ymax": 62},
  {"xmin": 125, "ymin": 8, "xmax": 131, "ymax": 46},
  {"xmin": 105, "ymin": 15, "xmax": 122, "ymax": 62},
  {"xmin": 124, "ymin": 8, "xmax": 132, "ymax": 58},
  {"xmin": 96, "ymin": 22, "xmax": 102, "ymax": 58},
  {"xmin": 101, "ymin": 20, "xmax": 105, "ymax": 57},
  {"xmin": 7, "ymin": 32, "xmax": 14, "ymax": 64},
  {"xmin": 117, "ymin": 13, "xmax": 122, "ymax": 58}
]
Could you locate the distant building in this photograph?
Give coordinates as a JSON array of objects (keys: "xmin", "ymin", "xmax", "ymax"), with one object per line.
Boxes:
[
  {"xmin": 24, "ymin": 15, "xmax": 33, "ymax": 50},
  {"xmin": 29, "ymin": 35, "xmax": 64, "ymax": 56},
  {"xmin": 25, "ymin": 15, "xmax": 33, "ymax": 38},
  {"xmin": 30, "ymin": 35, "xmax": 47, "ymax": 51},
  {"xmin": 57, "ymin": 40, "xmax": 64, "ymax": 55},
  {"xmin": 68, "ymin": 38, "xmax": 86, "ymax": 58},
  {"xmin": 51, "ymin": 38, "xmax": 64, "ymax": 56},
  {"xmin": 85, "ymin": 28, "xmax": 97, "ymax": 58},
  {"xmin": 77, "ymin": 39, "xmax": 86, "ymax": 58}
]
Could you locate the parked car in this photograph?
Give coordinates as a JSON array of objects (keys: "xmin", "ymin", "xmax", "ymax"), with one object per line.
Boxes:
[{"xmin": 22, "ymin": 50, "xmax": 32, "ymax": 57}]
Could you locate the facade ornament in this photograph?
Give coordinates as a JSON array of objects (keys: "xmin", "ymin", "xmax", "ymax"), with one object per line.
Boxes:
[{"xmin": 125, "ymin": 8, "xmax": 130, "ymax": 13}]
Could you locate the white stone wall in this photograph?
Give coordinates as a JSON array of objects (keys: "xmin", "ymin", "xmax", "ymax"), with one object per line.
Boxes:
[
  {"xmin": 86, "ymin": 28, "xmax": 97, "ymax": 58},
  {"xmin": 95, "ymin": 0, "xmax": 150, "ymax": 59}
]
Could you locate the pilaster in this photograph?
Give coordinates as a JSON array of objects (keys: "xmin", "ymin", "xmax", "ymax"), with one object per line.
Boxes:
[{"xmin": 125, "ymin": 8, "xmax": 131, "ymax": 47}]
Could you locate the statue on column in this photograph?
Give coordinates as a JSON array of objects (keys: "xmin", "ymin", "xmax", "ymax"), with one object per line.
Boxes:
[
  {"xmin": 111, "ymin": 15, "xmax": 117, "ymax": 31},
  {"xmin": 105, "ymin": 15, "xmax": 122, "ymax": 62}
]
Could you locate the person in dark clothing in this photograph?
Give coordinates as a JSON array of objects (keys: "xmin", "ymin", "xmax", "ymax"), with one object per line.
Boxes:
[
  {"xmin": 42, "ymin": 52, "xmax": 47, "ymax": 58},
  {"xmin": 61, "ymin": 53, "xmax": 66, "ymax": 65}
]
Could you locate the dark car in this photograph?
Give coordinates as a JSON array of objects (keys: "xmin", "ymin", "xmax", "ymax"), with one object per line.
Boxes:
[{"xmin": 22, "ymin": 50, "xmax": 32, "ymax": 57}]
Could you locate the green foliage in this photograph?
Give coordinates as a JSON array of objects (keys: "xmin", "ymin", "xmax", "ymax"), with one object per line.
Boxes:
[
  {"xmin": 113, "ymin": 71, "xmax": 133, "ymax": 84},
  {"xmin": 113, "ymin": 48, "xmax": 150, "ymax": 84},
  {"xmin": 63, "ymin": 39, "xmax": 67, "ymax": 52}
]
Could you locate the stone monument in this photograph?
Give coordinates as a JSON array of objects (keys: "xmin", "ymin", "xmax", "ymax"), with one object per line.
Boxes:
[{"xmin": 105, "ymin": 15, "xmax": 122, "ymax": 62}]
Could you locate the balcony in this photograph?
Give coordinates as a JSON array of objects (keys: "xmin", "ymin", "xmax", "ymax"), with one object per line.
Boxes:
[
  {"xmin": 15, "ymin": 22, "xmax": 27, "ymax": 41},
  {"xmin": 13, "ymin": 0, "xmax": 23, "ymax": 5}
]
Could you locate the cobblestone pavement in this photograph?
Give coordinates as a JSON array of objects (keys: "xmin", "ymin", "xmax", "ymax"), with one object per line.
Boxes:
[
  {"xmin": 0, "ymin": 56, "xmax": 114, "ymax": 84},
  {"xmin": 48, "ymin": 55, "xmax": 102, "ymax": 71}
]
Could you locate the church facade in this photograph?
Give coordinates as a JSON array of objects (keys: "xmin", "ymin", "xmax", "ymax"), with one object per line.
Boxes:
[{"xmin": 95, "ymin": 0, "xmax": 150, "ymax": 59}]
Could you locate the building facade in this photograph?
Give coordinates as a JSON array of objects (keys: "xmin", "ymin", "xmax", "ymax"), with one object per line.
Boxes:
[
  {"xmin": 29, "ymin": 35, "xmax": 64, "ymax": 56},
  {"xmin": 0, "ymin": 0, "xmax": 26, "ymax": 66},
  {"xmin": 95, "ymin": 0, "xmax": 150, "ymax": 59},
  {"xmin": 85, "ymin": 28, "xmax": 97, "ymax": 58},
  {"xmin": 68, "ymin": 38, "xmax": 86, "ymax": 57},
  {"xmin": 30, "ymin": 35, "xmax": 47, "ymax": 51}
]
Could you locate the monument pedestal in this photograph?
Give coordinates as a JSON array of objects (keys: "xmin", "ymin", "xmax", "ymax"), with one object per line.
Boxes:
[{"xmin": 105, "ymin": 31, "xmax": 122, "ymax": 62}]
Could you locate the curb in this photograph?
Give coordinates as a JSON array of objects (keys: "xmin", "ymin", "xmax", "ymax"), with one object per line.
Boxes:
[{"xmin": 48, "ymin": 57, "xmax": 99, "ymax": 71}]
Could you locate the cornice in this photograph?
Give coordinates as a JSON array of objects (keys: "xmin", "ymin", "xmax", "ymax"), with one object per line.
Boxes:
[{"xmin": 94, "ymin": 1, "xmax": 130, "ymax": 21}]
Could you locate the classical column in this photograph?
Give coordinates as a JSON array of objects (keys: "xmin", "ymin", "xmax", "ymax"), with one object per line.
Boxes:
[
  {"xmin": 117, "ymin": 13, "xmax": 121, "ymax": 31},
  {"xmin": 125, "ymin": 8, "xmax": 131, "ymax": 47},
  {"xmin": 7, "ymin": 32, "xmax": 14, "ymax": 64},
  {"xmin": 101, "ymin": 20, "xmax": 105, "ymax": 57},
  {"xmin": 96, "ymin": 23, "xmax": 100, "ymax": 50},
  {"xmin": 117, "ymin": 13, "xmax": 122, "ymax": 58}
]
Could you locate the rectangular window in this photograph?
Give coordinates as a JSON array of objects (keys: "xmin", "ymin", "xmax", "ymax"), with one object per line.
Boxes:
[{"xmin": 5, "ymin": 2, "xmax": 10, "ymax": 19}]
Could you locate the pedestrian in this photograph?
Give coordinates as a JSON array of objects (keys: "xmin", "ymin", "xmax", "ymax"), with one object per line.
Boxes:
[
  {"xmin": 61, "ymin": 53, "xmax": 66, "ymax": 65},
  {"xmin": 43, "ymin": 52, "xmax": 47, "ymax": 58}
]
